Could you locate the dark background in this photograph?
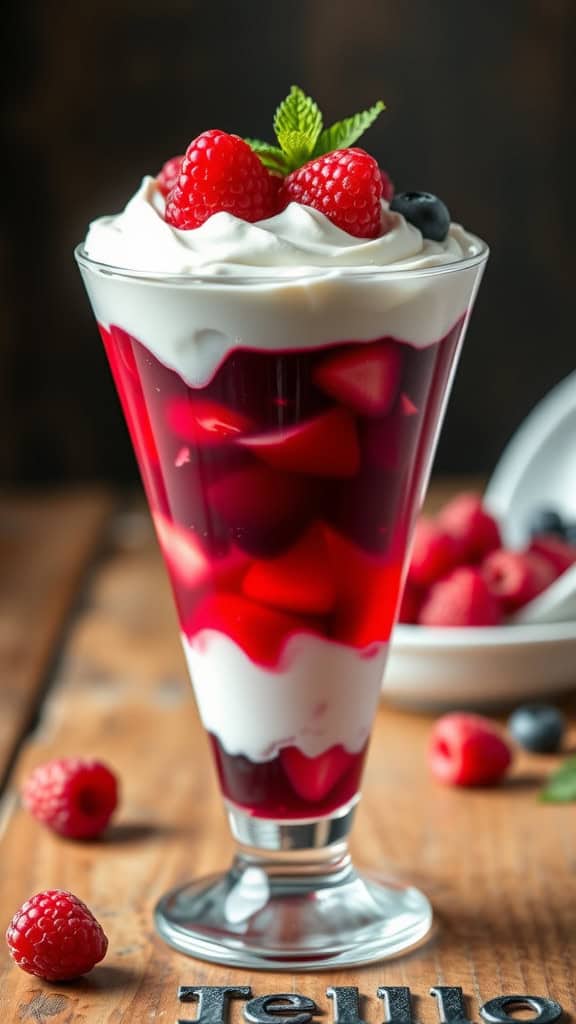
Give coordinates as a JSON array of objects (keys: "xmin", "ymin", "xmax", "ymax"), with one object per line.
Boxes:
[{"xmin": 2, "ymin": 0, "xmax": 574, "ymax": 485}]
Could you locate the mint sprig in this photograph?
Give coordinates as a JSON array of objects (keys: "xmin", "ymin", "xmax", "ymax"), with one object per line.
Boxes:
[
  {"xmin": 243, "ymin": 139, "xmax": 287, "ymax": 174},
  {"xmin": 274, "ymin": 86, "xmax": 323, "ymax": 155},
  {"xmin": 244, "ymin": 86, "xmax": 385, "ymax": 176},
  {"xmin": 540, "ymin": 757, "xmax": 576, "ymax": 803},
  {"xmin": 312, "ymin": 100, "xmax": 385, "ymax": 157}
]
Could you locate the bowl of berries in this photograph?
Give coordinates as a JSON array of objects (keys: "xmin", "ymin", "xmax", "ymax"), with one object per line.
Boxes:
[{"xmin": 384, "ymin": 371, "xmax": 576, "ymax": 708}]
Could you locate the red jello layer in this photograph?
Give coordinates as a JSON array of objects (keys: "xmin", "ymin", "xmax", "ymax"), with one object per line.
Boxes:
[
  {"xmin": 210, "ymin": 735, "xmax": 368, "ymax": 819},
  {"xmin": 100, "ymin": 323, "xmax": 461, "ymax": 668}
]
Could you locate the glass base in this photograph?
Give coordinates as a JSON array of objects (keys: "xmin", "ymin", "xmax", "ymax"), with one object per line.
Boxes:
[{"xmin": 154, "ymin": 803, "xmax": 433, "ymax": 970}]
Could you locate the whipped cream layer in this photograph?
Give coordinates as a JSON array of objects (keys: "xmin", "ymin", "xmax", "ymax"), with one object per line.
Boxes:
[
  {"xmin": 182, "ymin": 631, "xmax": 388, "ymax": 762},
  {"xmin": 80, "ymin": 177, "xmax": 486, "ymax": 387}
]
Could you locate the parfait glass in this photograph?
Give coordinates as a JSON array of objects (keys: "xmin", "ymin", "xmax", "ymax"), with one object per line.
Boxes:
[{"xmin": 76, "ymin": 244, "xmax": 488, "ymax": 969}]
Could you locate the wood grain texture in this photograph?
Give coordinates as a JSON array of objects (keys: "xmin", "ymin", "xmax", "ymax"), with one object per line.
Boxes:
[
  {"xmin": 0, "ymin": 489, "xmax": 575, "ymax": 1023},
  {"xmin": 0, "ymin": 490, "xmax": 112, "ymax": 784}
]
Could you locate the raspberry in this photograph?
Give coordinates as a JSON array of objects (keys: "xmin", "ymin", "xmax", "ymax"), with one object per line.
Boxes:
[
  {"xmin": 407, "ymin": 517, "xmax": 460, "ymax": 588},
  {"xmin": 165, "ymin": 130, "xmax": 278, "ymax": 229},
  {"xmin": 438, "ymin": 492, "xmax": 501, "ymax": 563},
  {"xmin": 482, "ymin": 548, "xmax": 556, "ymax": 611},
  {"xmin": 156, "ymin": 154, "xmax": 184, "ymax": 197},
  {"xmin": 418, "ymin": 567, "xmax": 503, "ymax": 627},
  {"xmin": 281, "ymin": 147, "xmax": 385, "ymax": 238},
  {"xmin": 22, "ymin": 758, "xmax": 118, "ymax": 839},
  {"xmin": 6, "ymin": 890, "xmax": 108, "ymax": 981},
  {"xmin": 380, "ymin": 168, "xmax": 394, "ymax": 201},
  {"xmin": 429, "ymin": 713, "xmax": 512, "ymax": 786}
]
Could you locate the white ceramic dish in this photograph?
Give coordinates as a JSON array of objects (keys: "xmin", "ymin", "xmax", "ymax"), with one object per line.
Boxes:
[
  {"xmin": 382, "ymin": 369, "xmax": 576, "ymax": 710},
  {"xmin": 484, "ymin": 368, "xmax": 576, "ymax": 546},
  {"xmin": 383, "ymin": 621, "xmax": 576, "ymax": 710}
]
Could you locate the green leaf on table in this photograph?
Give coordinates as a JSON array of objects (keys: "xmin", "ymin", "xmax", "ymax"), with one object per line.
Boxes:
[
  {"xmin": 313, "ymin": 100, "xmax": 385, "ymax": 157},
  {"xmin": 540, "ymin": 757, "xmax": 576, "ymax": 802}
]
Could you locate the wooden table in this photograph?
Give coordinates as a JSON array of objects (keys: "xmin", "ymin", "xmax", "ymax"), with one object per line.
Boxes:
[{"xmin": 1, "ymin": 487, "xmax": 575, "ymax": 1024}]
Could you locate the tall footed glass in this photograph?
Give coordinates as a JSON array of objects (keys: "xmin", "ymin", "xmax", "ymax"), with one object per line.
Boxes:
[{"xmin": 76, "ymin": 245, "xmax": 488, "ymax": 968}]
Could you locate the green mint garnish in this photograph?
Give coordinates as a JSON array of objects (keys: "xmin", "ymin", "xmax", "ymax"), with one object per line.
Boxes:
[
  {"xmin": 245, "ymin": 86, "xmax": 385, "ymax": 175},
  {"xmin": 243, "ymin": 139, "xmax": 288, "ymax": 174},
  {"xmin": 312, "ymin": 100, "xmax": 385, "ymax": 157},
  {"xmin": 540, "ymin": 757, "xmax": 576, "ymax": 803}
]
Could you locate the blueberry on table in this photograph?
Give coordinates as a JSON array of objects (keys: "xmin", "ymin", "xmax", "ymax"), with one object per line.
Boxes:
[
  {"xmin": 508, "ymin": 704, "xmax": 566, "ymax": 754},
  {"xmin": 528, "ymin": 507, "xmax": 566, "ymax": 540},
  {"xmin": 389, "ymin": 191, "xmax": 451, "ymax": 242}
]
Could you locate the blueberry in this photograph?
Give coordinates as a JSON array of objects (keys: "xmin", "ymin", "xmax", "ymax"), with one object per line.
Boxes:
[
  {"xmin": 389, "ymin": 191, "xmax": 451, "ymax": 242},
  {"xmin": 508, "ymin": 704, "xmax": 566, "ymax": 754},
  {"xmin": 528, "ymin": 507, "xmax": 566, "ymax": 540}
]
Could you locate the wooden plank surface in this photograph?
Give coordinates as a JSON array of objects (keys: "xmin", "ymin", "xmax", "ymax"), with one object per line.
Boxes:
[
  {"xmin": 0, "ymin": 490, "xmax": 575, "ymax": 1024},
  {"xmin": 0, "ymin": 490, "xmax": 113, "ymax": 785}
]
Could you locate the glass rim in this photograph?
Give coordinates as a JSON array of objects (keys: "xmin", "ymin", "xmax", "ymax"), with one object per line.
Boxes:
[{"xmin": 74, "ymin": 239, "xmax": 489, "ymax": 287}]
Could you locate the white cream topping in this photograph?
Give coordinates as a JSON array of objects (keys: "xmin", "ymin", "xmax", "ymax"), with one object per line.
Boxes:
[
  {"xmin": 84, "ymin": 177, "xmax": 479, "ymax": 275},
  {"xmin": 182, "ymin": 631, "xmax": 388, "ymax": 762},
  {"xmin": 79, "ymin": 177, "xmax": 487, "ymax": 387}
]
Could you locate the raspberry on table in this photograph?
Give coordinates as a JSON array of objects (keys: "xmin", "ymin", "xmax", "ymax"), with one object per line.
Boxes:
[
  {"xmin": 156, "ymin": 154, "xmax": 184, "ymax": 197},
  {"xmin": 6, "ymin": 890, "xmax": 108, "ymax": 981},
  {"xmin": 22, "ymin": 758, "xmax": 118, "ymax": 840},
  {"xmin": 429, "ymin": 712, "xmax": 512, "ymax": 786},
  {"xmin": 165, "ymin": 129, "xmax": 279, "ymax": 230},
  {"xmin": 281, "ymin": 147, "xmax": 385, "ymax": 238}
]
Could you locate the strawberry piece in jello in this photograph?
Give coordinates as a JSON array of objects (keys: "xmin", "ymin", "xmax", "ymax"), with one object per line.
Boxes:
[
  {"xmin": 184, "ymin": 593, "xmax": 318, "ymax": 667},
  {"xmin": 239, "ymin": 407, "xmax": 360, "ymax": 478},
  {"xmin": 243, "ymin": 523, "xmax": 337, "ymax": 616},
  {"xmin": 314, "ymin": 341, "xmax": 403, "ymax": 417},
  {"xmin": 208, "ymin": 463, "xmax": 313, "ymax": 555},
  {"xmin": 280, "ymin": 745, "xmax": 357, "ymax": 803},
  {"xmin": 166, "ymin": 397, "xmax": 254, "ymax": 445},
  {"xmin": 324, "ymin": 527, "xmax": 403, "ymax": 647}
]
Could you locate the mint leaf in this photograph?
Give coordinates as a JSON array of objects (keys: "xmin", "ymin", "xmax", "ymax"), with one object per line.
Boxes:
[
  {"xmin": 274, "ymin": 130, "xmax": 317, "ymax": 171},
  {"xmin": 540, "ymin": 757, "xmax": 576, "ymax": 803},
  {"xmin": 313, "ymin": 100, "xmax": 385, "ymax": 157},
  {"xmin": 243, "ymin": 138, "xmax": 289, "ymax": 174},
  {"xmin": 274, "ymin": 86, "xmax": 323, "ymax": 156}
]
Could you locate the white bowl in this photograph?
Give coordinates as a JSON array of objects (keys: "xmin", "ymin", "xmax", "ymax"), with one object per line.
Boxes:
[
  {"xmin": 383, "ymin": 621, "xmax": 576, "ymax": 710},
  {"xmin": 485, "ymin": 367, "xmax": 576, "ymax": 546}
]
